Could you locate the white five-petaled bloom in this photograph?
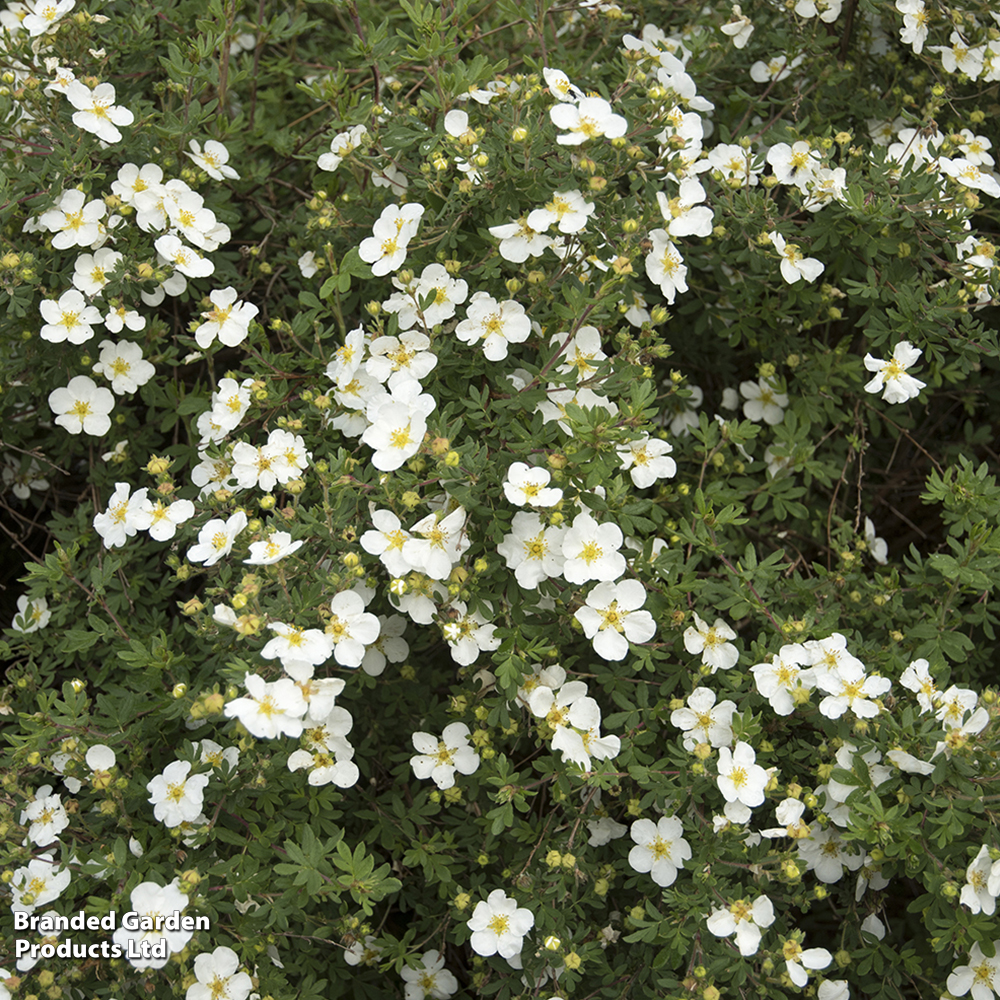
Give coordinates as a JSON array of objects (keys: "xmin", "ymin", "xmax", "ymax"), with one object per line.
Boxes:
[
  {"xmin": 669, "ymin": 686, "xmax": 737, "ymax": 750},
  {"xmin": 750, "ymin": 645, "xmax": 816, "ymax": 716},
  {"xmin": 466, "ymin": 889, "xmax": 534, "ymax": 959},
  {"xmin": 261, "ymin": 622, "xmax": 333, "ymax": 680},
  {"xmin": 327, "ymin": 591, "xmax": 381, "ymax": 667},
  {"xmin": 863, "ymin": 341, "xmax": 926, "ymax": 404},
  {"xmin": 628, "ymin": 816, "xmax": 691, "ymax": 887},
  {"xmin": 960, "ymin": 845, "xmax": 998, "ymax": 916},
  {"xmin": 503, "ymin": 461, "xmax": 562, "ymax": 506},
  {"xmin": 899, "ymin": 657, "xmax": 938, "ymax": 713},
  {"xmin": 441, "ymin": 601, "xmax": 500, "ymax": 666},
  {"xmin": 815, "ymin": 661, "xmax": 891, "ymax": 719},
  {"xmin": 496, "ymin": 512, "xmax": 566, "ymax": 589},
  {"xmin": 21, "ymin": 786, "xmax": 69, "ymax": 846},
  {"xmin": 318, "ymin": 124, "xmax": 368, "ymax": 171},
  {"xmin": 194, "ymin": 288, "xmax": 259, "ymax": 349},
  {"xmin": 93, "ymin": 482, "xmax": 150, "ymax": 548},
  {"xmin": 410, "ymin": 722, "xmax": 479, "ymax": 789},
  {"xmin": 187, "ymin": 946, "xmax": 253, "ymax": 1000},
  {"xmin": 186, "ymin": 510, "xmax": 248, "ymax": 566},
  {"xmin": 93, "ymin": 339, "xmax": 156, "ymax": 395},
  {"xmin": 549, "ymin": 95, "xmax": 627, "ymax": 145},
  {"xmin": 65, "ymin": 81, "xmax": 134, "ymax": 143},
  {"xmin": 224, "ymin": 673, "xmax": 307, "ymax": 739},
  {"xmin": 948, "ymin": 941, "xmax": 1000, "ymax": 1000},
  {"xmin": 716, "ymin": 741, "xmax": 769, "ymax": 809},
  {"xmin": 39, "ymin": 189, "xmax": 106, "ymax": 250},
  {"xmin": 359, "ymin": 203, "xmax": 424, "ymax": 277},
  {"xmin": 769, "ymin": 231, "xmax": 824, "ymax": 283},
  {"xmin": 11, "ymin": 857, "xmax": 73, "ymax": 913},
  {"xmin": 617, "ymin": 434, "xmax": 676, "ymax": 488},
  {"xmin": 48, "ymin": 376, "xmax": 115, "ymax": 436},
  {"xmin": 146, "ymin": 760, "xmax": 210, "ymax": 828},
  {"xmin": 12, "ymin": 595, "xmax": 51, "ymax": 633},
  {"xmin": 244, "ymin": 531, "xmax": 304, "ymax": 565},
  {"xmin": 527, "ymin": 189, "xmax": 595, "ymax": 235},
  {"xmin": 721, "ymin": 4, "xmax": 754, "ymax": 47},
  {"xmin": 574, "ymin": 579, "xmax": 656, "ymax": 661},
  {"xmin": 39, "ymin": 289, "xmax": 102, "ymax": 344},
  {"xmin": 683, "ymin": 612, "xmax": 739, "ymax": 671},
  {"xmin": 562, "ymin": 511, "xmax": 626, "ymax": 584},
  {"xmin": 185, "ymin": 140, "xmax": 239, "ymax": 181},
  {"xmin": 400, "ymin": 948, "xmax": 458, "ymax": 1000},
  {"xmin": 23, "ymin": 0, "xmax": 75, "ymax": 36},
  {"xmin": 740, "ymin": 377, "xmax": 788, "ymax": 425},
  {"xmin": 155, "ymin": 234, "xmax": 215, "ymax": 278},
  {"xmin": 645, "ymin": 229, "xmax": 688, "ymax": 303},
  {"xmin": 455, "ymin": 292, "xmax": 531, "ymax": 361},
  {"xmin": 706, "ymin": 895, "xmax": 775, "ymax": 956},
  {"xmin": 73, "ymin": 247, "xmax": 123, "ymax": 296}
]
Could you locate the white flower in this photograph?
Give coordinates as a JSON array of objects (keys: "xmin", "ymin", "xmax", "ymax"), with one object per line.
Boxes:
[
  {"xmin": 961, "ymin": 845, "xmax": 997, "ymax": 916},
  {"xmin": 92, "ymin": 339, "xmax": 156, "ymax": 394},
  {"xmin": 720, "ymin": 5, "xmax": 754, "ymax": 48},
  {"xmin": 863, "ymin": 516, "xmax": 888, "ymax": 564},
  {"xmin": 645, "ymin": 230, "xmax": 688, "ymax": 303},
  {"xmin": 147, "ymin": 760, "xmax": 210, "ymax": 828},
  {"xmin": 717, "ymin": 741, "xmax": 768, "ymax": 809},
  {"xmin": 497, "ymin": 512, "xmax": 566, "ymax": 589},
  {"xmin": 797, "ymin": 827, "xmax": 863, "ymax": 882},
  {"xmin": 224, "ymin": 673, "xmax": 307, "ymax": 738},
  {"xmin": 21, "ymin": 787, "xmax": 69, "ymax": 846},
  {"xmin": 769, "ymin": 231, "xmax": 824, "ymax": 283},
  {"xmin": 361, "ymin": 509, "xmax": 413, "ymax": 576},
  {"xmin": 767, "ymin": 142, "xmax": 822, "ymax": 188},
  {"xmin": 783, "ymin": 940, "xmax": 833, "ymax": 987},
  {"xmin": 706, "ymin": 895, "xmax": 775, "ymax": 956},
  {"xmin": 617, "ymin": 435, "xmax": 676, "ymax": 488},
  {"xmin": 899, "ymin": 657, "xmax": 938, "ymax": 713},
  {"xmin": 361, "ymin": 378, "xmax": 436, "ymax": 471},
  {"xmin": 441, "ymin": 601, "xmax": 500, "ymax": 666},
  {"xmin": 65, "ymin": 81, "xmax": 134, "ymax": 142},
  {"xmin": 344, "ymin": 936, "xmax": 382, "ymax": 967},
  {"xmin": 503, "ymin": 462, "xmax": 562, "ymax": 506},
  {"xmin": 488, "ymin": 218, "xmax": 553, "ymax": 263},
  {"xmin": 359, "ymin": 203, "xmax": 424, "ymax": 277},
  {"xmin": 71, "ymin": 247, "xmax": 123, "ymax": 296},
  {"xmin": 400, "ymin": 949, "xmax": 458, "ymax": 1000},
  {"xmin": 948, "ymin": 942, "xmax": 1000, "ymax": 1000},
  {"xmin": 318, "ymin": 125, "xmax": 368, "ymax": 170},
  {"xmin": 194, "ymin": 288, "xmax": 259, "ymax": 349},
  {"xmin": 298, "ymin": 251, "xmax": 318, "ymax": 277},
  {"xmin": 561, "ymin": 512, "xmax": 626, "ymax": 584},
  {"xmin": 261, "ymin": 623, "xmax": 333, "ymax": 679},
  {"xmin": 455, "ymin": 292, "xmax": 531, "ymax": 361},
  {"xmin": 39, "ymin": 289, "xmax": 102, "ymax": 345},
  {"xmin": 750, "ymin": 53, "xmax": 803, "ymax": 83},
  {"xmin": 112, "ymin": 880, "xmax": 192, "ymax": 969},
  {"xmin": 23, "ymin": 0, "xmax": 75, "ymax": 36},
  {"xmin": 467, "ymin": 889, "xmax": 534, "ymax": 959},
  {"xmin": 750, "ymin": 645, "xmax": 815, "ymax": 715},
  {"xmin": 244, "ymin": 531, "xmax": 304, "ymax": 565},
  {"xmin": 361, "ymin": 614, "xmax": 409, "ymax": 676},
  {"xmin": 39, "ymin": 189, "xmax": 106, "ymax": 250},
  {"xmin": 863, "ymin": 341, "xmax": 926, "ymax": 403},
  {"xmin": 669, "ymin": 686, "xmax": 737, "ymax": 750},
  {"xmin": 740, "ymin": 377, "xmax": 788, "ymax": 425},
  {"xmin": 628, "ymin": 816, "xmax": 691, "ymax": 886},
  {"xmin": 402, "ymin": 506, "xmax": 471, "ymax": 581},
  {"xmin": 12, "ymin": 596, "xmax": 51, "ymax": 633},
  {"xmin": 327, "ymin": 591, "xmax": 381, "ymax": 667},
  {"xmin": 549, "ymin": 95, "xmax": 627, "ymax": 145},
  {"xmin": 410, "ymin": 722, "xmax": 479, "ymax": 789},
  {"xmin": 49, "ymin": 376, "xmax": 115, "ymax": 435},
  {"xmin": 186, "ymin": 140, "xmax": 239, "ymax": 181},
  {"xmin": 574, "ymin": 579, "xmax": 655, "ymax": 661},
  {"xmin": 683, "ymin": 613, "xmax": 739, "ymax": 671},
  {"xmin": 815, "ymin": 662, "xmax": 891, "ymax": 719},
  {"xmin": 104, "ymin": 303, "xmax": 146, "ymax": 333},
  {"xmin": 196, "ymin": 740, "xmax": 239, "ymax": 771},
  {"xmin": 657, "ymin": 178, "xmax": 714, "ymax": 239},
  {"xmin": 186, "ymin": 511, "xmax": 248, "ymax": 566},
  {"xmin": 527, "ymin": 189, "xmax": 595, "ymax": 234},
  {"xmin": 288, "ymin": 746, "xmax": 358, "ymax": 788},
  {"xmin": 154, "ymin": 234, "xmax": 215, "ymax": 278},
  {"xmin": 543, "ymin": 66, "xmax": 584, "ymax": 102},
  {"xmin": 11, "ymin": 858, "xmax": 72, "ymax": 913},
  {"xmin": 186, "ymin": 946, "xmax": 251, "ymax": 1000},
  {"xmin": 93, "ymin": 482, "xmax": 150, "ymax": 548},
  {"xmin": 366, "ymin": 330, "xmax": 437, "ymax": 388}
]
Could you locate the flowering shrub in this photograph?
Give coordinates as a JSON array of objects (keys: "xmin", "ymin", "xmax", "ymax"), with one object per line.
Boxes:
[{"xmin": 2, "ymin": 0, "xmax": 1000, "ymax": 999}]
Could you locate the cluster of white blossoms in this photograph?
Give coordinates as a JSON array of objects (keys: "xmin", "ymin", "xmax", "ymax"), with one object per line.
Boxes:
[
  {"xmin": 93, "ymin": 482, "xmax": 196, "ymax": 548},
  {"xmin": 527, "ymin": 665, "xmax": 620, "ymax": 771},
  {"xmin": 29, "ymin": 134, "xmax": 251, "ymax": 437}
]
